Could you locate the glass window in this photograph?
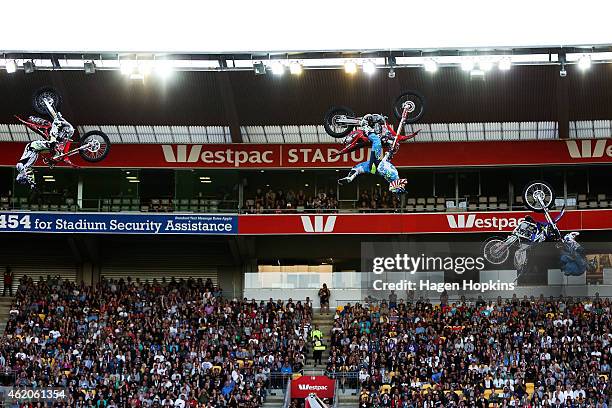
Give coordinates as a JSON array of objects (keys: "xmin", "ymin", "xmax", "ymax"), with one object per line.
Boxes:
[
  {"xmin": 480, "ymin": 169, "xmax": 510, "ymax": 200},
  {"xmin": 434, "ymin": 172, "xmax": 455, "ymax": 198},
  {"xmin": 589, "ymin": 165, "xmax": 612, "ymax": 196},
  {"xmin": 458, "ymin": 171, "xmax": 479, "ymax": 199},
  {"xmin": 566, "ymin": 168, "xmax": 588, "ymax": 196},
  {"xmin": 404, "ymin": 170, "xmax": 433, "ymax": 198}
]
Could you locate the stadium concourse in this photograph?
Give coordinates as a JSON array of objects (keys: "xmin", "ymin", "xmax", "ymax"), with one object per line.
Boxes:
[{"xmin": 1, "ymin": 43, "xmax": 612, "ymax": 408}]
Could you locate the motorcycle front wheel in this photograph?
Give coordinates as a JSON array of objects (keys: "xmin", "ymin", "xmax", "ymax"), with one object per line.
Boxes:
[
  {"xmin": 32, "ymin": 87, "xmax": 63, "ymax": 117},
  {"xmin": 323, "ymin": 106, "xmax": 356, "ymax": 138},
  {"xmin": 79, "ymin": 131, "xmax": 111, "ymax": 163},
  {"xmin": 393, "ymin": 91, "xmax": 426, "ymax": 123},
  {"xmin": 523, "ymin": 181, "xmax": 555, "ymax": 213}
]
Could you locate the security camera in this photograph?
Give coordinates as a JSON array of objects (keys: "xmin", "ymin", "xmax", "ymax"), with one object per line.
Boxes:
[{"xmin": 388, "ymin": 68, "xmax": 396, "ymax": 78}]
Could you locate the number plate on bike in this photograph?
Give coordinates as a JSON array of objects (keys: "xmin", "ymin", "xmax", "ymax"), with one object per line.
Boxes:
[{"xmin": 516, "ymin": 221, "xmax": 538, "ymax": 240}]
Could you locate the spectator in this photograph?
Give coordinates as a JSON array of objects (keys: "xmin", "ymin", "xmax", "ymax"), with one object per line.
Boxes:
[
  {"xmin": 318, "ymin": 283, "xmax": 331, "ymax": 315},
  {"xmin": 2, "ymin": 267, "xmax": 13, "ymax": 296}
]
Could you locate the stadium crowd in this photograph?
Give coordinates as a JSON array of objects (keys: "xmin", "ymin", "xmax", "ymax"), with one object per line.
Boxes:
[
  {"xmin": 245, "ymin": 187, "xmax": 401, "ymax": 213},
  {"xmin": 329, "ymin": 296, "xmax": 611, "ymax": 408},
  {"xmin": 0, "ymin": 275, "xmax": 312, "ymax": 407}
]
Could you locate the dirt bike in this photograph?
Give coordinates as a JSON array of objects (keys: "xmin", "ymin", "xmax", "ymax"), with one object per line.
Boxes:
[
  {"xmin": 15, "ymin": 87, "xmax": 111, "ymax": 167},
  {"xmin": 482, "ymin": 181, "xmax": 592, "ymax": 278},
  {"xmin": 323, "ymin": 91, "xmax": 425, "ymax": 157}
]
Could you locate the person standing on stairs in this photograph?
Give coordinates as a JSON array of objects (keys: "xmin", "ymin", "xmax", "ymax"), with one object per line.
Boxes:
[
  {"xmin": 318, "ymin": 283, "xmax": 331, "ymax": 315},
  {"xmin": 3, "ymin": 267, "xmax": 13, "ymax": 297},
  {"xmin": 313, "ymin": 338, "xmax": 326, "ymax": 367}
]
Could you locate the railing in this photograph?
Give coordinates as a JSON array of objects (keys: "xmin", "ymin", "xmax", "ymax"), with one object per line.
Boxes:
[
  {"xmin": 269, "ymin": 372, "xmax": 295, "ymax": 390},
  {"xmin": 326, "ymin": 371, "xmax": 360, "ymax": 393},
  {"xmin": 2, "ymin": 197, "xmax": 612, "ymax": 214},
  {"xmin": 283, "ymin": 379, "xmax": 291, "ymax": 408}
]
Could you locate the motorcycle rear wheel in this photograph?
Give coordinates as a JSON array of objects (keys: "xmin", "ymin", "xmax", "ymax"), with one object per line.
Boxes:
[
  {"xmin": 323, "ymin": 106, "xmax": 356, "ymax": 138},
  {"xmin": 79, "ymin": 131, "xmax": 111, "ymax": 163},
  {"xmin": 482, "ymin": 236, "xmax": 511, "ymax": 265}
]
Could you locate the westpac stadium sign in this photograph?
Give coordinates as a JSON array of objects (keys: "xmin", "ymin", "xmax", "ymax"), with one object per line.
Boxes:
[{"xmin": 0, "ymin": 212, "xmax": 237, "ymax": 235}]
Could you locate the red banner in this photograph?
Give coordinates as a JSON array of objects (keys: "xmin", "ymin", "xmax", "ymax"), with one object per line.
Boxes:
[
  {"xmin": 1, "ymin": 139, "xmax": 612, "ymax": 168},
  {"xmin": 291, "ymin": 376, "xmax": 335, "ymax": 399},
  {"xmin": 238, "ymin": 209, "xmax": 612, "ymax": 235}
]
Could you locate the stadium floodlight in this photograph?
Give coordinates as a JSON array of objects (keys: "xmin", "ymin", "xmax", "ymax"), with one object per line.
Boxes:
[
  {"xmin": 470, "ymin": 69, "xmax": 485, "ymax": 79},
  {"xmin": 578, "ymin": 55, "xmax": 592, "ymax": 70},
  {"xmin": 344, "ymin": 60, "xmax": 357, "ymax": 74},
  {"xmin": 120, "ymin": 60, "xmax": 136, "ymax": 75},
  {"xmin": 479, "ymin": 59, "xmax": 493, "ymax": 71},
  {"xmin": 498, "ymin": 58, "xmax": 511, "ymax": 71},
  {"xmin": 155, "ymin": 60, "xmax": 173, "ymax": 78},
  {"xmin": 84, "ymin": 61, "xmax": 96, "ymax": 74},
  {"xmin": 271, "ymin": 62, "xmax": 285, "ymax": 76},
  {"xmin": 5, "ymin": 60, "xmax": 17, "ymax": 74},
  {"xmin": 460, "ymin": 59, "xmax": 475, "ymax": 71},
  {"xmin": 363, "ymin": 60, "xmax": 376, "ymax": 74},
  {"xmin": 253, "ymin": 61, "xmax": 266, "ymax": 75},
  {"xmin": 24, "ymin": 60, "xmax": 35, "ymax": 74},
  {"xmin": 423, "ymin": 58, "xmax": 438, "ymax": 73},
  {"xmin": 289, "ymin": 61, "xmax": 303, "ymax": 75}
]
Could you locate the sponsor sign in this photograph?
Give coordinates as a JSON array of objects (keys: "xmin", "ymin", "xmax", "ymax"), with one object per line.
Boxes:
[
  {"xmin": 291, "ymin": 376, "xmax": 335, "ymax": 399},
  {"xmin": 239, "ymin": 209, "xmax": 612, "ymax": 234},
  {"xmin": 1, "ymin": 139, "xmax": 612, "ymax": 168},
  {"xmin": 0, "ymin": 212, "xmax": 237, "ymax": 235}
]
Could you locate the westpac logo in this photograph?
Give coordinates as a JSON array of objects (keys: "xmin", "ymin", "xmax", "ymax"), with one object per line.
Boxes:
[
  {"xmin": 161, "ymin": 145, "xmax": 273, "ymax": 166},
  {"xmin": 446, "ymin": 214, "xmax": 521, "ymax": 231},
  {"xmin": 566, "ymin": 140, "xmax": 612, "ymax": 159},
  {"xmin": 300, "ymin": 216, "xmax": 337, "ymax": 233},
  {"xmin": 297, "ymin": 384, "xmax": 328, "ymax": 391}
]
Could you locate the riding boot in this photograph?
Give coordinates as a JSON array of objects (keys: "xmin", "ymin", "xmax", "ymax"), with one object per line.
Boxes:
[{"xmin": 338, "ymin": 169, "xmax": 358, "ymax": 185}]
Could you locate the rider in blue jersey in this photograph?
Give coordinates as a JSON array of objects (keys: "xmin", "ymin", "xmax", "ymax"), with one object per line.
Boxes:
[{"xmin": 337, "ymin": 114, "xmax": 407, "ymax": 194}]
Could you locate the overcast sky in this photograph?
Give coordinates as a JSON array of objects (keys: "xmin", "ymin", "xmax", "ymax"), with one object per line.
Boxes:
[{"xmin": 1, "ymin": 0, "xmax": 611, "ymax": 53}]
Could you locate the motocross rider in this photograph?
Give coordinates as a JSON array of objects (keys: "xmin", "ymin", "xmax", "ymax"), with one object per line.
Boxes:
[
  {"xmin": 16, "ymin": 114, "xmax": 74, "ymax": 189},
  {"xmin": 337, "ymin": 113, "xmax": 408, "ymax": 194}
]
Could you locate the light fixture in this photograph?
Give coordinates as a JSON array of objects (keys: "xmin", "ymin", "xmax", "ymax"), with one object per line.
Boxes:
[
  {"xmin": 289, "ymin": 61, "xmax": 303, "ymax": 75},
  {"xmin": 304, "ymin": 183, "xmax": 309, "ymax": 187},
  {"xmin": 155, "ymin": 60, "xmax": 174, "ymax": 78},
  {"xmin": 423, "ymin": 59, "xmax": 438, "ymax": 73},
  {"xmin": 470, "ymin": 69, "xmax": 485, "ymax": 79},
  {"xmin": 200, "ymin": 180, "xmax": 212, "ymax": 184},
  {"xmin": 300, "ymin": 169, "xmax": 305, "ymax": 172},
  {"xmin": 199, "ymin": 176, "xmax": 211, "ymax": 180},
  {"xmin": 42, "ymin": 175, "xmax": 54, "ymax": 179},
  {"xmin": 578, "ymin": 55, "xmax": 591, "ymax": 70},
  {"xmin": 120, "ymin": 60, "xmax": 136, "ymax": 75},
  {"xmin": 44, "ymin": 178, "xmax": 56, "ymax": 182},
  {"xmin": 498, "ymin": 58, "xmax": 511, "ymax": 71},
  {"xmin": 253, "ymin": 61, "xmax": 266, "ymax": 75},
  {"xmin": 128, "ymin": 180, "xmax": 141, "ymax": 183},
  {"xmin": 388, "ymin": 67, "xmax": 396, "ymax": 79},
  {"xmin": 126, "ymin": 176, "xmax": 138, "ymax": 180},
  {"xmin": 479, "ymin": 59, "xmax": 493, "ymax": 71},
  {"xmin": 363, "ymin": 60, "xmax": 376, "ymax": 74},
  {"xmin": 24, "ymin": 60, "xmax": 35, "ymax": 74},
  {"xmin": 84, "ymin": 61, "xmax": 96, "ymax": 74},
  {"xmin": 461, "ymin": 59, "xmax": 475, "ymax": 71},
  {"xmin": 271, "ymin": 62, "xmax": 285, "ymax": 76},
  {"xmin": 5, "ymin": 60, "xmax": 17, "ymax": 74},
  {"xmin": 260, "ymin": 170, "xmax": 265, "ymax": 173},
  {"xmin": 344, "ymin": 61, "xmax": 357, "ymax": 74}
]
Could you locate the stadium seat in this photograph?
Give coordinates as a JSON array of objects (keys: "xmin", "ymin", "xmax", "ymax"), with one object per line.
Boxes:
[
  {"xmin": 171, "ymin": 126, "xmax": 192, "ymax": 143},
  {"xmin": 502, "ymin": 122, "xmax": 520, "ymax": 140},
  {"xmin": 593, "ymin": 120, "xmax": 611, "ymax": 138},
  {"xmin": 467, "ymin": 123, "xmax": 485, "ymax": 141}
]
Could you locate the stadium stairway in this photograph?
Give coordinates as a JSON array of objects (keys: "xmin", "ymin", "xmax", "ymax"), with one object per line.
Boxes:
[
  {"xmin": 262, "ymin": 390, "xmax": 285, "ymax": 408},
  {"xmin": 0, "ymin": 296, "xmax": 14, "ymax": 334},
  {"xmin": 304, "ymin": 311, "xmax": 334, "ymax": 374}
]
